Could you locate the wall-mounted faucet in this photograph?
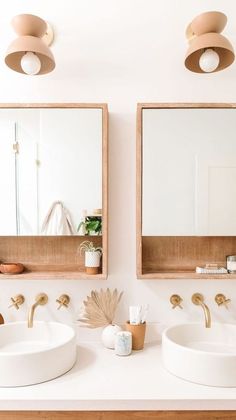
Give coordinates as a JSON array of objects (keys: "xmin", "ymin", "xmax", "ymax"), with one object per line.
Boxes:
[
  {"xmin": 192, "ymin": 293, "xmax": 211, "ymax": 328},
  {"xmin": 8, "ymin": 294, "xmax": 25, "ymax": 310},
  {"xmin": 56, "ymin": 294, "xmax": 70, "ymax": 310},
  {"xmin": 215, "ymin": 293, "xmax": 231, "ymax": 309},
  {"xmin": 170, "ymin": 294, "xmax": 183, "ymax": 309},
  {"xmin": 28, "ymin": 293, "xmax": 48, "ymax": 328}
]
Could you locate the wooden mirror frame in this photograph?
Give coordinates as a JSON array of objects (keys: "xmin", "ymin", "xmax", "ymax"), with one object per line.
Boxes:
[
  {"xmin": 0, "ymin": 103, "xmax": 108, "ymax": 279},
  {"xmin": 137, "ymin": 103, "xmax": 236, "ymax": 279}
]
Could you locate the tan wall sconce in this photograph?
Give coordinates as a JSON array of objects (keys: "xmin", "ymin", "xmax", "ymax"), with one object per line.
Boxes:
[
  {"xmin": 185, "ymin": 11, "xmax": 235, "ymax": 73},
  {"xmin": 5, "ymin": 14, "xmax": 55, "ymax": 75}
]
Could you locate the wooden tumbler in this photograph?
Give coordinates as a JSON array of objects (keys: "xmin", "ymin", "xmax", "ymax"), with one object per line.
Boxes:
[{"xmin": 125, "ymin": 321, "xmax": 146, "ymax": 350}]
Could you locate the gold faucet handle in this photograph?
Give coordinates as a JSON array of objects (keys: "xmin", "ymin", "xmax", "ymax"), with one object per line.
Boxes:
[
  {"xmin": 8, "ymin": 294, "xmax": 25, "ymax": 310},
  {"xmin": 215, "ymin": 293, "xmax": 231, "ymax": 309},
  {"xmin": 170, "ymin": 294, "xmax": 183, "ymax": 309},
  {"xmin": 56, "ymin": 294, "xmax": 70, "ymax": 310}
]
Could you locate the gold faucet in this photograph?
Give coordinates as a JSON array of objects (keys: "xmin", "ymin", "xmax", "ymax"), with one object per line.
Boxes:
[
  {"xmin": 192, "ymin": 293, "xmax": 211, "ymax": 328},
  {"xmin": 28, "ymin": 293, "xmax": 48, "ymax": 328}
]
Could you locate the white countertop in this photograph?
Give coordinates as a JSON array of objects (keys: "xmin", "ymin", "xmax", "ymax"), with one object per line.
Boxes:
[{"xmin": 1, "ymin": 338, "xmax": 236, "ymax": 411}]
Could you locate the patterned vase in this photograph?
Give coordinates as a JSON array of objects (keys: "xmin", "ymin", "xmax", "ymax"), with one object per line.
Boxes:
[{"xmin": 85, "ymin": 250, "xmax": 101, "ymax": 274}]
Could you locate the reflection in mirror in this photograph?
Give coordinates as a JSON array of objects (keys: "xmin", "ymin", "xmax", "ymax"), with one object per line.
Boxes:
[
  {"xmin": 0, "ymin": 108, "xmax": 102, "ymax": 235},
  {"xmin": 142, "ymin": 108, "xmax": 236, "ymax": 236}
]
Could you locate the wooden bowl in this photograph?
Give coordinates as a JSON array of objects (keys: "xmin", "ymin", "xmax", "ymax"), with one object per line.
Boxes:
[{"xmin": 0, "ymin": 263, "xmax": 25, "ymax": 275}]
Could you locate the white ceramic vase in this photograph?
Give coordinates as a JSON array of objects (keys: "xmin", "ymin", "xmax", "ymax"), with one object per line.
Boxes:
[
  {"xmin": 101, "ymin": 324, "xmax": 122, "ymax": 349},
  {"xmin": 85, "ymin": 250, "xmax": 101, "ymax": 274}
]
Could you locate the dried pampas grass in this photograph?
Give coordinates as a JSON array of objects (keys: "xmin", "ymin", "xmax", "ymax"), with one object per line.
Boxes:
[{"xmin": 78, "ymin": 288, "xmax": 123, "ymax": 328}]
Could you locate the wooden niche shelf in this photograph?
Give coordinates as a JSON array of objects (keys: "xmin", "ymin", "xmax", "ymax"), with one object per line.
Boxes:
[
  {"xmin": 0, "ymin": 236, "xmax": 106, "ymax": 280},
  {"xmin": 139, "ymin": 236, "xmax": 236, "ymax": 279}
]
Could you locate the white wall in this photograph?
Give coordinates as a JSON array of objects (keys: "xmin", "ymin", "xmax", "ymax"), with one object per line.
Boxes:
[{"xmin": 1, "ymin": 0, "xmax": 236, "ymax": 328}]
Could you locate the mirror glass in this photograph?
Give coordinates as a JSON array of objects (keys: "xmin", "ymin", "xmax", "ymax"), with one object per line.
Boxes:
[
  {"xmin": 0, "ymin": 108, "xmax": 102, "ymax": 235},
  {"xmin": 142, "ymin": 108, "xmax": 236, "ymax": 236}
]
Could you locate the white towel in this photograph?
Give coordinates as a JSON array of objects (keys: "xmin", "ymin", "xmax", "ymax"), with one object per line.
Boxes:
[{"xmin": 41, "ymin": 201, "xmax": 75, "ymax": 235}]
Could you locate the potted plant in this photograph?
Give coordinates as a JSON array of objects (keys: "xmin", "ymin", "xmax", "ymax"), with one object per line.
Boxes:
[
  {"xmin": 79, "ymin": 240, "xmax": 102, "ymax": 274},
  {"xmin": 77, "ymin": 216, "xmax": 102, "ymax": 235}
]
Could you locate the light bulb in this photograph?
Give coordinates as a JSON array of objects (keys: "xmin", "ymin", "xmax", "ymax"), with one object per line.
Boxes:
[
  {"xmin": 199, "ymin": 48, "xmax": 220, "ymax": 73},
  {"xmin": 21, "ymin": 52, "xmax": 41, "ymax": 75}
]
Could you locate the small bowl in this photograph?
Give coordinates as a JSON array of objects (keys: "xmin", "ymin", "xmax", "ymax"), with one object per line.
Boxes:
[{"xmin": 0, "ymin": 263, "xmax": 25, "ymax": 275}]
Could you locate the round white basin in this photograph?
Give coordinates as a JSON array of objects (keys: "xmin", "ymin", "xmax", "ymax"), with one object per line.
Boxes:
[
  {"xmin": 162, "ymin": 323, "xmax": 236, "ymax": 387},
  {"xmin": 0, "ymin": 321, "xmax": 77, "ymax": 387}
]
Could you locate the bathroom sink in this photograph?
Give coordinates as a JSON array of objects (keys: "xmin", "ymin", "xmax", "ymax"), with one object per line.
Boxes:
[
  {"xmin": 162, "ymin": 323, "xmax": 236, "ymax": 387},
  {"xmin": 0, "ymin": 321, "xmax": 77, "ymax": 387}
]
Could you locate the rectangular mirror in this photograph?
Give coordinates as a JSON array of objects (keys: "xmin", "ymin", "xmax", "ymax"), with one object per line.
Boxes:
[
  {"xmin": 0, "ymin": 106, "xmax": 103, "ymax": 236},
  {"xmin": 137, "ymin": 103, "xmax": 236, "ymax": 279},
  {"xmin": 0, "ymin": 104, "xmax": 108, "ymax": 279}
]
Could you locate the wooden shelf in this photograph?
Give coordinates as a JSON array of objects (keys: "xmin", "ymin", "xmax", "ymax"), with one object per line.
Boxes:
[
  {"xmin": 0, "ymin": 235, "xmax": 107, "ymax": 280},
  {"xmin": 0, "ymin": 271, "xmax": 106, "ymax": 280},
  {"xmin": 137, "ymin": 236, "xmax": 236, "ymax": 280},
  {"xmin": 138, "ymin": 271, "xmax": 236, "ymax": 280}
]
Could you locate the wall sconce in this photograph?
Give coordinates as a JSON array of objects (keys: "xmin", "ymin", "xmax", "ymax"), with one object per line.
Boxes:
[
  {"xmin": 5, "ymin": 14, "xmax": 55, "ymax": 75},
  {"xmin": 185, "ymin": 11, "xmax": 235, "ymax": 73}
]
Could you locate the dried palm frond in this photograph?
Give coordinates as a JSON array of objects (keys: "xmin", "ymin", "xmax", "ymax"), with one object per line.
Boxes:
[{"xmin": 78, "ymin": 288, "xmax": 123, "ymax": 328}]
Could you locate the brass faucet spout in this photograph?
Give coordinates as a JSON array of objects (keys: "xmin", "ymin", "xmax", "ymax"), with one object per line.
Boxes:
[
  {"xmin": 27, "ymin": 293, "xmax": 48, "ymax": 328},
  {"xmin": 192, "ymin": 293, "xmax": 211, "ymax": 328},
  {"xmin": 28, "ymin": 302, "xmax": 39, "ymax": 328},
  {"xmin": 199, "ymin": 301, "xmax": 211, "ymax": 328}
]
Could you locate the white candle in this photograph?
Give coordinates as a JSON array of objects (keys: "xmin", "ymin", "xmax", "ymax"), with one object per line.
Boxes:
[{"xmin": 115, "ymin": 331, "xmax": 132, "ymax": 356}]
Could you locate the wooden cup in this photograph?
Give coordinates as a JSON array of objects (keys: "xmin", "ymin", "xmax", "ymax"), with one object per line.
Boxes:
[{"xmin": 125, "ymin": 321, "xmax": 146, "ymax": 350}]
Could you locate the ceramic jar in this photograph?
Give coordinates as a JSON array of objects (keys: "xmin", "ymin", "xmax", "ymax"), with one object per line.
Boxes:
[
  {"xmin": 85, "ymin": 251, "xmax": 101, "ymax": 274},
  {"xmin": 101, "ymin": 324, "xmax": 122, "ymax": 349}
]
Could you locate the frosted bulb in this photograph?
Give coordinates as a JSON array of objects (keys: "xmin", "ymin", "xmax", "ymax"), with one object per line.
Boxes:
[
  {"xmin": 199, "ymin": 49, "xmax": 220, "ymax": 73},
  {"xmin": 21, "ymin": 52, "xmax": 41, "ymax": 75}
]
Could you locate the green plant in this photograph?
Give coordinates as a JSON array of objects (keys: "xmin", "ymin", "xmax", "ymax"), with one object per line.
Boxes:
[
  {"xmin": 77, "ymin": 216, "xmax": 102, "ymax": 235},
  {"xmin": 79, "ymin": 240, "xmax": 103, "ymax": 255}
]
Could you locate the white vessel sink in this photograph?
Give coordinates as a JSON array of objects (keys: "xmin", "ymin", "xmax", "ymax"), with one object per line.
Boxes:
[
  {"xmin": 0, "ymin": 321, "xmax": 77, "ymax": 387},
  {"xmin": 162, "ymin": 323, "xmax": 236, "ymax": 387}
]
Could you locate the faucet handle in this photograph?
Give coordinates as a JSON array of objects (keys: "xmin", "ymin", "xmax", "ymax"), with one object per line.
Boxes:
[
  {"xmin": 8, "ymin": 294, "xmax": 25, "ymax": 310},
  {"xmin": 170, "ymin": 294, "xmax": 183, "ymax": 309},
  {"xmin": 56, "ymin": 294, "xmax": 70, "ymax": 310},
  {"xmin": 215, "ymin": 293, "xmax": 231, "ymax": 309}
]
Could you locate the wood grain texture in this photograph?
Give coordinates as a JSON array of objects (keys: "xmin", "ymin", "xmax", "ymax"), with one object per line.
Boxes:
[
  {"xmin": 136, "ymin": 103, "xmax": 236, "ymax": 280},
  {"xmin": 0, "ymin": 103, "xmax": 108, "ymax": 280},
  {"xmin": 141, "ymin": 236, "xmax": 236, "ymax": 279},
  {"xmin": 137, "ymin": 103, "xmax": 236, "ymax": 109},
  {"xmin": 0, "ymin": 411, "xmax": 235, "ymax": 420},
  {"xmin": 0, "ymin": 236, "xmax": 103, "ymax": 279},
  {"xmin": 136, "ymin": 104, "xmax": 143, "ymax": 277}
]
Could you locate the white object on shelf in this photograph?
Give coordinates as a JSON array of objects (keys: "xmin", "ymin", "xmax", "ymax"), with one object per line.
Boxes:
[{"xmin": 196, "ymin": 266, "xmax": 228, "ymax": 274}]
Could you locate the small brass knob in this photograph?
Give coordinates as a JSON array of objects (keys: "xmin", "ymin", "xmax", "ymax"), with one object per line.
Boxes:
[
  {"xmin": 35, "ymin": 293, "xmax": 48, "ymax": 305},
  {"xmin": 56, "ymin": 294, "xmax": 70, "ymax": 310},
  {"xmin": 170, "ymin": 294, "xmax": 183, "ymax": 309},
  {"xmin": 192, "ymin": 293, "xmax": 204, "ymax": 305},
  {"xmin": 8, "ymin": 294, "xmax": 25, "ymax": 310},
  {"xmin": 215, "ymin": 293, "xmax": 231, "ymax": 309}
]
